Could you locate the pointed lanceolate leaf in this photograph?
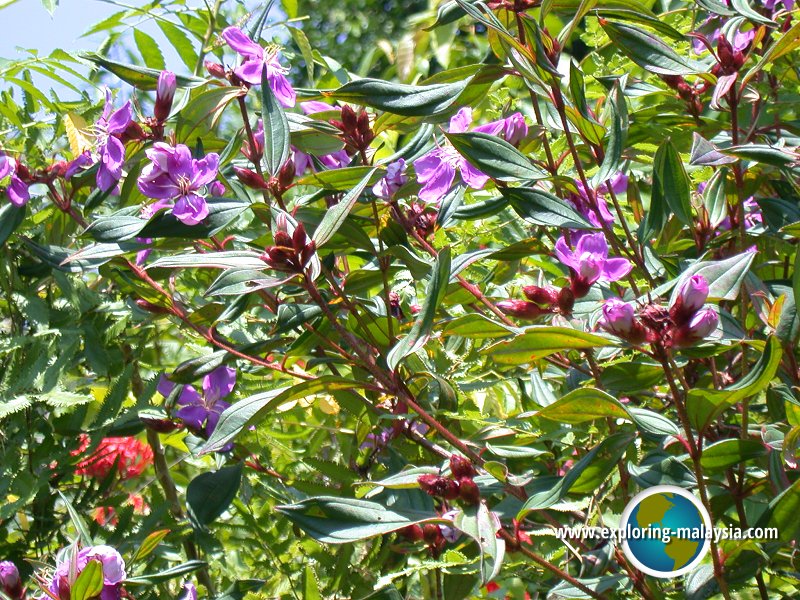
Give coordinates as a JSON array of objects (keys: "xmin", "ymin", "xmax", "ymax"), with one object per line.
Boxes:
[
  {"xmin": 445, "ymin": 132, "xmax": 548, "ymax": 182},
  {"xmin": 328, "ymin": 78, "xmax": 469, "ymax": 117},
  {"xmin": 599, "ymin": 21, "xmax": 703, "ymax": 76},
  {"xmin": 654, "ymin": 138, "xmax": 692, "ymax": 225},
  {"xmin": 261, "ymin": 66, "xmax": 290, "ymax": 177},
  {"xmin": 79, "ymin": 52, "xmax": 206, "ymax": 90},
  {"xmin": 275, "ymin": 496, "xmax": 437, "ymax": 543},
  {"xmin": 387, "ymin": 247, "xmax": 451, "ymax": 370},
  {"xmin": 536, "ymin": 388, "xmax": 630, "ymax": 423},
  {"xmin": 483, "ymin": 327, "xmax": 615, "ymax": 365},
  {"xmin": 592, "ymin": 81, "xmax": 627, "ymax": 187},
  {"xmin": 187, "ymin": 464, "xmax": 243, "ymax": 528},
  {"xmin": 313, "ymin": 168, "xmax": 377, "ymax": 248},
  {"xmin": 504, "ymin": 187, "xmax": 594, "ymax": 229}
]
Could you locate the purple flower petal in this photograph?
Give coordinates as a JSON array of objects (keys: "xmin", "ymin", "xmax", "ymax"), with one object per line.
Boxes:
[
  {"xmin": 267, "ymin": 69, "xmax": 296, "ymax": 108},
  {"xmin": 458, "ymin": 158, "xmax": 489, "ymax": 190},
  {"xmin": 157, "ymin": 374, "xmax": 175, "ymax": 398},
  {"xmin": 106, "ymin": 101, "xmax": 132, "ymax": 134},
  {"xmin": 448, "ymin": 107, "xmax": 472, "ymax": 134},
  {"xmin": 575, "ymin": 232, "xmax": 609, "ymax": 259},
  {"xmin": 222, "ymin": 27, "xmax": 264, "ymax": 58},
  {"xmin": 173, "ymin": 194, "xmax": 209, "ymax": 225},
  {"xmin": 601, "ymin": 257, "xmax": 633, "ymax": 282},
  {"xmin": 176, "ymin": 404, "xmax": 209, "ymax": 432},
  {"xmin": 202, "ymin": 366, "xmax": 236, "ymax": 404},
  {"xmin": 191, "ymin": 153, "xmax": 220, "ymax": 188},
  {"xmin": 177, "ymin": 385, "xmax": 203, "ymax": 407},
  {"xmin": 301, "ymin": 101, "xmax": 335, "ymax": 114},
  {"xmin": 554, "ymin": 237, "xmax": 576, "ymax": 269},
  {"xmin": 235, "ymin": 59, "xmax": 267, "ymax": 85},
  {"xmin": 414, "ymin": 152, "xmax": 455, "ymax": 203},
  {"xmin": 7, "ymin": 177, "xmax": 29, "ymax": 206}
]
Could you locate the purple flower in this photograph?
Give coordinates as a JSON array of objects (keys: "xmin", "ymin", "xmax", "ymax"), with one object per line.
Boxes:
[
  {"xmin": 293, "ymin": 148, "xmax": 350, "ymax": 174},
  {"xmin": 179, "ymin": 582, "xmax": 198, "ymax": 600},
  {"xmin": 49, "ymin": 545, "xmax": 126, "ymax": 600},
  {"xmin": 598, "ymin": 298, "xmax": 636, "ymax": 336},
  {"xmin": 137, "ymin": 143, "xmax": 220, "ymax": 226},
  {"xmin": 567, "ymin": 172, "xmax": 627, "ymax": 227},
  {"xmin": 673, "ymin": 275, "xmax": 709, "ymax": 316},
  {"xmin": 158, "ymin": 366, "xmax": 236, "ymax": 439},
  {"xmin": 301, "ymin": 100, "xmax": 336, "ymax": 114},
  {"xmin": 672, "ymin": 308, "xmax": 719, "ymax": 347},
  {"xmin": 155, "ymin": 70, "xmax": 177, "ymax": 122},
  {"xmin": 718, "ymin": 196, "xmax": 762, "ymax": 232},
  {"xmin": 439, "ymin": 509, "xmax": 462, "ymax": 543},
  {"xmin": 209, "ymin": 180, "xmax": 226, "ymax": 196},
  {"xmin": 372, "ymin": 159, "xmax": 407, "ymax": 199},
  {"xmin": 64, "ymin": 150, "xmax": 94, "ymax": 180},
  {"xmin": 413, "ymin": 108, "xmax": 490, "ymax": 203},
  {"xmin": 554, "ymin": 233, "xmax": 632, "ymax": 296},
  {"xmin": 95, "ymin": 90, "xmax": 133, "ymax": 192},
  {"xmin": 0, "ymin": 561, "xmax": 22, "ymax": 600},
  {"xmin": 473, "ymin": 111, "xmax": 528, "ymax": 146},
  {"xmin": 222, "ymin": 27, "xmax": 296, "ymax": 107},
  {"xmin": 762, "ymin": 0, "xmax": 793, "ymax": 12},
  {"xmin": 0, "ymin": 154, "xmax": 30, "ymax": 206}
]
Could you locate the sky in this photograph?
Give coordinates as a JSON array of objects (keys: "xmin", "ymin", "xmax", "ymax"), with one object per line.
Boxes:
[{"xmin": 0, "ymin": 0, "xmax": 121, "ymax": 58}]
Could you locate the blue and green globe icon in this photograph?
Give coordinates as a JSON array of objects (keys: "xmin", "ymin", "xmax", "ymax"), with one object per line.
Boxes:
[{"xmin": 621, "ymin": 485, "xmax": 711, "ymax": 578}]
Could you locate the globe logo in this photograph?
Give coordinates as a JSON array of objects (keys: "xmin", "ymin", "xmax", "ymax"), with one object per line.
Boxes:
[{"xmin": 621, "ymin": 485, "xmax": 711, "ymax": 578}]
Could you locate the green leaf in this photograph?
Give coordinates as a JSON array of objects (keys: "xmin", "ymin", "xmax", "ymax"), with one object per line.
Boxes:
[
  {"xmin": 313, "ymin": 168, "xmax": 377, "ymax": 248},
  {"xmin": 653, "ymin": 138, "xmax": 692, "ymax": 225},
  {"xmin": 125, "ymin": 560, "xmax": 207, "ymax": 585},
  {"xmin": 298, "ymin": 165, "xmax": 383, "ymax": 191},
  {"xmin": 442, "ymin": 314, "xmax": 517, "ymax": 339},
  {"xmin": 157, "ymin": 20, "xmax": 197, "ymax": 71},
  {"xmin": 261, "ymin": 66, "xmax": 290, "ymax": 177},
  {"xmin": 289, "ymin": 26, "xmax": 315, "ymax": 81},
  {"xmin": 147, "ymin": 251, "xmax": 266, "ymax": 270},
  {"xmin": 79, "ymin": 52, "xmax": 206, "ymax": 90},
  {"xmin": 445, "ymin": 132, "xmax": 548, "ymax": 182},
  {"xmin": 701, "ymin": 168, "xmax": 728, "ymax": 228},
  {"xmin": 70, "ymin": 559, "xmax": 103, "ymax": 600},
  {"xmin": 599, "ymin": 21, "xmax": 703, "ymax": 76},
  {"xmin": 387, "ymin": 247, "xmax": 451, "ymax": 370},
  {"xmin": 131, "ymin": 529, "xmax": 170, "ymax": 564},
  {"xmin": 133, "ymin": 29, "xmax": 166, "ymax": 70},
  {"xmin": 504, "ymin": 186, "xmax": 595, "ymax": 229},
  {"xmin": 536, "ymin": 388, "xmax": 630, "ymax": 423},
  {"xmin": 687, "ymin": 337, "xmax": 782, "ymax": 431},
  {"xmin": 454, "ymin": 504, "xmax": 505, "ymax": 585},
  {"xmin": 201, "ymin": 378, "xmax": 362, "ymax": 453},
  {"xmin": 482, "ymin": 327, "xmax": 615, "ymax": 365},
  {"xmin": 592, "ymin": 81, "xmax": 627, "ymax": 187},
  {"xmin": 187, "ymin": 464, "xmax": 243, "ymax": 527},
  {"xmin": 0, "ymin": 202, "xmax": 25, "ymax": 246},
  {"xmin": 328, "ymin": 78, "xmax": 469, "ymax": 117},
  {"xmin": 668, "ymin": 249, "xmax": 756, "ymax": 303},
  {"xmin": 700, "ymin": 439, "xmax": 766, "ymax": 471},
  {"xmin": 58, "ymin": 491, "xmax": 94, "ymax": 546},
  {"xmin": 275, "ymin": 496, "xmax": 436, "ymax": 543}
]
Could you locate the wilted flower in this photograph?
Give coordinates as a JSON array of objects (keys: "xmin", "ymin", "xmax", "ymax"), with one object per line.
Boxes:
[
  {"xmin": 154, "ymin": 70, "xmax": 177, "ymax": 122},
  {"xmin": 137, "ymin": 143, "xmax": 220, "ymax": 225},
  {"xmin": 158, "ymin": 366, "xmax": 236, "ymax": 439},
  {"xmin": 95, "ymin": 89, "xmax": 133, "ymax": 192},
  {"xmin": 372, "ymin": 159, "xmax": 407, "ymax": 200},
  {"xmin": 0, "ymin": 154, "xmax": 30, "ymax": 206},
  {"xmin": 73, "ymin": 435, "xmax": 154, "ymax": 480},
  {"xmin": 222, "ymin": 27, "xmax": 296, "ymax": 107},
  {"xmin": 48, "ymin": 545, "xmax": 126, "ymax": 600},
  {"xmin": 554, "ymin": 233, "xmax": 633, "ymax": 297},
  {"xmin": 0, "ymin": 561, "xmax": 22, "ymax": 600}
]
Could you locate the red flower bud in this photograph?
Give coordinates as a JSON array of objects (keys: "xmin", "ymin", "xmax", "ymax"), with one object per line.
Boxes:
[
  {"xmin": 497, "ymin": 299, "xmax": 548, "ymax": 319},
  {"xmin": 205, "ymin": 61, "xmax": 227, "ymax": 79},
  {"xmin": 522, "ymin": 285, "xmax": 558, "ymax": 306},
  {"xmin": 422, "ymin": 523, "xmax": 443, "ymax": 544},
  {"xmin": 458, "ymin": 477, "xmax": 480, "ymax": 505},
  {"xmin": 399, "ymin": 524, "xmax": 424, "ymax": 542},
  {"xmin": 450, "ymin": 454, "xmax": 477, "ymax": 479},
  {"xmin": 418, "ymin": 474, "xmax": 460, "ymax": 499},
  {"xmin": 557, "ymin": 286, "xmax": 575, "ymax": 315},
  {"xmin": 234, "ymin": 166, "xmax": 268, "ymax": 190}
]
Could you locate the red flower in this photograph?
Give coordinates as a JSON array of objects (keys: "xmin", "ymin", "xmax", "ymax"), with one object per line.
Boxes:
[{"xmin": 73, "ymin": 435, "xmax": 154, "ymax": 480}]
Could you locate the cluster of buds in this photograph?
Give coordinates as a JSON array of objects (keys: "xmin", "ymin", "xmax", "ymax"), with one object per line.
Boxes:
[
  {"xmin": 600, "ymin": 275, "xmax": 719, "ymax": 348},
  {"xmin": 660, "ymin": 74, "xmax": 705, "ymax": 119},
  {"xmin": 398, "ymin": 513, "xmax": 462, "ymax": 558},
  {"xmin": 0, "ymin": 562, "xmax": 23, "ymax": 600},
  {"xmin": 498, "ymin": 283, "xmax": 578, "ymax": 319},
  {"xmin": 713, "ymin": 35, "xmax": 746, "ymax": 77},
  {"xmin": 329, "ymin": 105, "xmax": 374, "ymax": 156},
  {"xmin": 407, "ymin": 202, "xmax": 437, "ymax": 238},
  {"xmin": 417, "ymin": 455, "xmax": 481, "ymax": 506},
  {"xmin": 261, "ymin": 214, "xmax": 317, "ymax": 275}
]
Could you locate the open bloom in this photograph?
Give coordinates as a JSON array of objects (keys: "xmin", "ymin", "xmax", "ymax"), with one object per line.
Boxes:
[
  {"xmin": 554, "ymin": 233, "xmax": 632, "ymax": 297},
  {"xmin": 0, "ymin": 154, "xmax": 30, "ymax": 206},
  {"xmin": 73, "ymin": 435, "xmax": 154, "ymax": 480},
  {"xmin": 95, "ymin": 89, "xmax": 133, "ymax": 192},
  {"xmin": 372, "ymin": 159, "xmax": 407, "ymax": 199},
  {"xmin": 414, "ymin": 107, "xmax": 525, "ymax": 203},
  {"xmin": 49, "ymin": 545, "xmax": 126, "ymax": 600},
  {"xmin": 138, "ymin": 143, "xmax": 220, "ymax": 225},
  {"xmin": 158, "ymin": 366, "xmax": 236, "ymax": 439},
  {"xmin": 222, "ymin": 27, "xmax": 295, "ymax": 107}
]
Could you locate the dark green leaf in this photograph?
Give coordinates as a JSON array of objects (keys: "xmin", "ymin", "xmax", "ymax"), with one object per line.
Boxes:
[
  {"xmin": 599, "ymin": 21, "xmax": 703, "ymax": 76},
  {"xmin": 504, "ymin": 187, "xmax": 594, "ymax": 229},
  {"xmin": 187, "ymin": 465, "xmax": 243, "ymax": 527},
  {"xmin": 261, "ymin": 66, "xmax": 290, "ymax": 177},
  {"xmin": 445, "ymin": 132, "xmax": 548, "ymax": 182},
  {"xmin": 313, "ymin": 168, "xmax": 376, "ymax": 248}
]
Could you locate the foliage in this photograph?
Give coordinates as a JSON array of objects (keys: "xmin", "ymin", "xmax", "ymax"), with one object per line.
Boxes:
[{"xmin": 1, "ymin": 0, "xmax": 800, "ymax": 599}]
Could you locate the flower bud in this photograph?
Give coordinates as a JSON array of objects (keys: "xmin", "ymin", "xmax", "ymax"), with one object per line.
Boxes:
[
  {"xmin": 671, "ymin": 275, "xmax": 709, "ymax": 324},
  {"xmin": 234, "ymin": 166, "xmax": 268, "ymax": 190},
  {"xmin": 0, "ymin": 561, "xmax": 23, "ymax": 600},
  {"xmin": 449, "ymin": 454, "xmax": 477, "ymax": 479},
  {"xmin": 418, "ymin": 474, "xmax": 460, "ymax": 499},
  {"xmin": 341, "ymin": 105, "xmax": 358, "ymax": 131},
  {"xmin": 598, "ymin": 298, "xmax": 635, "ymax": 336},
  {"xmin": 278, "ymin": 159, "xmax": 296, "ymax": 191},
  {"xmin": 205, "ymin": 61, "xmax": 226, "ymax": 79},
  {"xmin": 671, "ymin": 308, "xmax": 719, "ymax": 347},
  {"xmin": 557, "ymin": 286, "xmax": 575, "ymax": 315},
  {"xmin": 399, "ymin": 524, "xmax": 424, "ymax": 542},
  {"xmin": 522, "ymin": 285, "xmax": 558, "ymax": 307},
  {"xmin": 422, "ymin": 524, "xmax": 443, "ymax": 545},
  {"xmin": 503, "ymin": 113, "xmax": 528, "ymax": 146},
  {"xmin": 155, "ymin": 71, "xmax": 177, "ymax": 122},
  {"xmin": 209, "ymin": 181, "xmax": 226, "ymax": 197},
  {"xmin": 497, "ymin": 299, "xmax": 548, "ymax": 319},
  {"xmin": 458, "ymin": 477, "xmax": 480, "ymax": 505}
]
